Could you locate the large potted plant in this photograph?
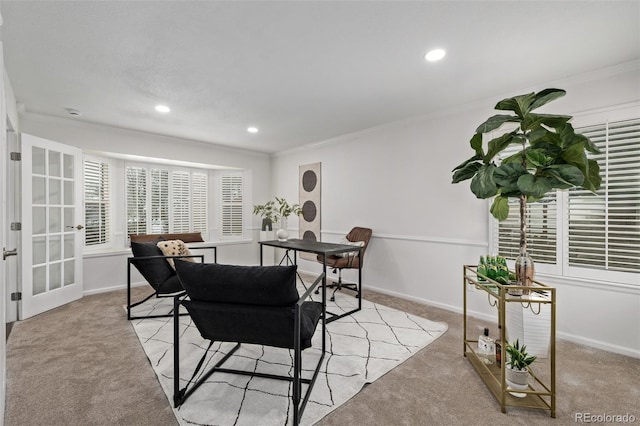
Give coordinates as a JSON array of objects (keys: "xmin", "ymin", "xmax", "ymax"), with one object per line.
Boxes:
[{"xmin": 452, "ymin": 88, "xmax": 602, "ymax": 287}]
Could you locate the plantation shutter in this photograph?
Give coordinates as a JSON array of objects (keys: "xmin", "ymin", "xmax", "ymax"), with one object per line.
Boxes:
[
  {"xmin": 84, "ymin": 159, "xmax": 110, "ymax": 246},
  {"xmin": 171, "ymin": 171, "xmax": 190, "ymax": 233},
  {"xmin": 569, "ymin": 118, "xmax": 640, "ymax": 272},
  {"xmin": 150, "ymin": 168, "xmax": 169, "ymax": 234},
  {"xmin": 221, "ymin": 174, "xmax": 243, "ymax": 236},
  {"xmin": 192, "ymin": 172, "xmax": 208, "ymax": 234},
  {"xmin": 126, "ymin": 166, "xmax": 147, "ymax": 236},
  {"xmin": 496, "ymin": 195, "xmax": 558, "ymax": 264},
  {"xmin": 494, "ymin": 146, "xmax": 558, "ymax": 265}
]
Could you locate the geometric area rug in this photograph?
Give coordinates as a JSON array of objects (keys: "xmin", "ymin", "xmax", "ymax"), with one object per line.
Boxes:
[{"xmin": 130, "ymin": 286, "xmax": 448, "ymax": 425}]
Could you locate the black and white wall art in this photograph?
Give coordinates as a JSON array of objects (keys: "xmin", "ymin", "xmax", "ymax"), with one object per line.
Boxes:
[{"xmin": 299, "ymin": 162, "xmax": 321, "ymax": 260}]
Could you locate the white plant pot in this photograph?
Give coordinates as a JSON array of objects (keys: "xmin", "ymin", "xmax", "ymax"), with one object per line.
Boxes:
[
  {"xmin": 277, "ymin": 217, "xmax": 289, "ymax": 241},
  {"xmin": 505, "ymin": 367, "xmax": 530, "ymax": 398}
]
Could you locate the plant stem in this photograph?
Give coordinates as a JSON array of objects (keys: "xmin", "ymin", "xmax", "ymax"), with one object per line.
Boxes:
[
  {"xmin": 519, "ymin": 194, "xmax": 527, "ymax": 254},
  {"xmin": 520, "ymin": 135, "xmax": 528, "ymax": 254}
]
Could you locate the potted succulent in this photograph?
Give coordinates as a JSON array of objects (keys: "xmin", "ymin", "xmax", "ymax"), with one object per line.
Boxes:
[
  {"xmin": 452, "ymin": 88, "xmax": 602, "ymax": 287},
  {"xmin": 505, "ymin": 339, "xmax": 537, "ymax": 397}
]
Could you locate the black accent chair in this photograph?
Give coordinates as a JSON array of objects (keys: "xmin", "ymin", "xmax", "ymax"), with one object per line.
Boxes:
[
  {"xmin": 127, "ymin": 241, "xmax": 204, "ymax": 320},
  {"xmin": 173, "ymin": 261, "xmax": 326, "ymax": 426},
  {"xmin": 316, "ymin": 226, "xmax": 372, "ymax": 301}
]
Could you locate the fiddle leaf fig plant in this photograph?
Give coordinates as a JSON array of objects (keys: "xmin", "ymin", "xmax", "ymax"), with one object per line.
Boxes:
[{"xmin": 452, "ymin": 88, "xmax": 602, "ymax": 257}]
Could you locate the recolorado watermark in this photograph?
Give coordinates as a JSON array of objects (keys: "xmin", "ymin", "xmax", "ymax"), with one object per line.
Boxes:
[{"xmin": 575, "ymin": 412, "xmax": 636, "ymax": 423}]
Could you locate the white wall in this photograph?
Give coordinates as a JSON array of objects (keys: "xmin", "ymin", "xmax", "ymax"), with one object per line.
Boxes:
[
  {"xmin": 19, "ymin": 113, "xmax": 273, "ymax": 293},
  {"xmin": 271, "ymin": 62, "xmax": 640, "ymax": 357}
]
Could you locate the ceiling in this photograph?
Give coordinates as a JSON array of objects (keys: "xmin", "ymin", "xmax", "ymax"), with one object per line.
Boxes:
[{"xmin": 1, "ymin": 1, "xmax": 638, "ymax": 154}]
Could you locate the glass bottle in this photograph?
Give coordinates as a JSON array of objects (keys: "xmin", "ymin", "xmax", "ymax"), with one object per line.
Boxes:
[{"xmin": 477, "ymin": 327, "xmax": 495, "ymax": 364}]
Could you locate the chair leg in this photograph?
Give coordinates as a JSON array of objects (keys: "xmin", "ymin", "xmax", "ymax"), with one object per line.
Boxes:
[{"xmin": 330, "ymin": 269, "xmax": 359, "ymax": 301}]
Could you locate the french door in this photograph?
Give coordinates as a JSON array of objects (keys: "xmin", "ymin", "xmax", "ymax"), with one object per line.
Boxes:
[{"xmin": 20, "ymin": 134, "xmax": 83, "ymax": 319}]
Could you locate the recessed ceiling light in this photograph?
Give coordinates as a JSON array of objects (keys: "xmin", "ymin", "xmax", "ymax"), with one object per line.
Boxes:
[
  {"xmin": 424, "ymin": 48, "xmax": 446, "ymax": 62},
  {"xmin": 247, "ymin": 126, "xmax": 259, "ymax": 134},
  {"xmin": 155, "ymin": 105, "xmax": 170, "ymax": 113}
]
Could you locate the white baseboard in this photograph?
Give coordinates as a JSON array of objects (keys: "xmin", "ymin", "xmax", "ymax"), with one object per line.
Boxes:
[
  {"xmin": 298, "ymin": 270, "xmax": 640, "ymax": 359},
  {"xmin": 83, "ymin": 281, "xmax": 147, "ymax": 297}
]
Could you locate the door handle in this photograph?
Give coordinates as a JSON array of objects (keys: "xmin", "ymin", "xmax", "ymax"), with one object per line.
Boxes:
[
  {"xmin": 3, "ymin": 247, "xmax": 17, "ymax": 260},
  {"xmin": 65, "ymin": 225, "xmax": 85, "ymax": 230}
]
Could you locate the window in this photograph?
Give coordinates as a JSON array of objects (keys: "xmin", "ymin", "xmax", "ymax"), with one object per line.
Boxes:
[
  {"xmin": 493, "ymin": 117, "xmax": 640, "ymax": 284},
  {"xmin": 84, "ymin": 158, "xmax": 110, "ymax": 246},
  {"xmin": 126, "ymin": 165, "xmax": 209, "ymax": 236},
  {"xmin": 221, "ymin": 174, "xmax": 243, "ymax": 237},
  {"xmin": 568, "ymin": 119, "xmax": 640, "ymax": 273}
]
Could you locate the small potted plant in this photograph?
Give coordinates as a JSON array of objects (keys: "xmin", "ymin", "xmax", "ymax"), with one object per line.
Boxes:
[
  {"xmin": 253, "ymin": 200, "xmax": 276, "ymax": 231},
  {"xmin": 505, "ymin": 339, "xmax": 537, "ymax": 397},
  {"xmin": 253, "ymin": 197, "xmax": 302, "ymax": 240},
  {"xmin": 273, "ymin": 196, "xmax": 302, "ymax": 241}
]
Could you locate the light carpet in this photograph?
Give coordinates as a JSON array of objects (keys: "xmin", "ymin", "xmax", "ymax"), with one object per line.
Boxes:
[{"xmin": 130, "ymin": 286, "xmax": 447, "ymax": 425}]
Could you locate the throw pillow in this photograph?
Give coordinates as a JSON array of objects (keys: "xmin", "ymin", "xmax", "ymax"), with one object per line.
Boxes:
[{"xmin": 157, "ymin": 240, "xmax": 194, "ymax": 269}]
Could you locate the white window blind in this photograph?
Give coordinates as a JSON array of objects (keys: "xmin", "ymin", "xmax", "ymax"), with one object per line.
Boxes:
[
  {"xmin": 569, "ymin": 118, "xmax": 640, "ymax": 272},
  {"xmin": 84, "ymin": 159, "xmax": 110, "ymax": 246},
  {"xmin": 192, "ymin": 172, "xmax": 208, "ymax": 234},
  {"xmin": 150, "ymin": 168, "xmax": 169, "ymax": 233},
  {"xmin": 496, "ymin": 194, "xmax": 558, "ymax": 265},
  {"xmin": 172, "ymin": 171, "xmax": 191, "ymax": 233},
  {"xmin": 126, "ymin": 165, "xmax": 209, "ymax": 237},
  {"xmin": 126, "ymin": 166, "xmax": 147, "ymax": 236},
  {"xmin": 221, "ymin": 174, "xmax": 243, "ymax": 236}
]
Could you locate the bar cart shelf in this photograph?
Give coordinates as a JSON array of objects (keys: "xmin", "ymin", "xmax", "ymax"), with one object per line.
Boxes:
[{"xmin": 463, "ymin": 265, "xmax": 556, "ymax": 417}]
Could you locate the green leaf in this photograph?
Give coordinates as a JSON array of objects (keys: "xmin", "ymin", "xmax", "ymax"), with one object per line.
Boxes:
[
  {"xmin": 494, "ymin": 163, "xmax": 527, "ymax": 190},
  {"xmin": 528, "ymin": 128, "xmax": 548, "ymax": 143},
  {"xmin": 470, "ymin": 164, "xmax": 498, "ymax": 199},
  {"xmin": 577, "ymin": 133, "xmax": 601, "ymax": 154},
  {"xmin": 452, "ymin": 161, "xmax": 482, "ymax": 183},
  {"xmin": 544, "ymin": 164, "xmax": 584, "ymax": 187},
  {"xmin": 529, "ymin": 88, "xmax": 566, "ymax": 111},
  {"xmin": 583, "ymin": 159, "xmax": 602, "ymax": 192},
  {"xmin": 490, "ymin": 196, "xmax": 510, "ymax": 221},
  {"xmin": 470, "ymin": 133, "xmax": 484, "ymax": 157},
  {"xmin": 495, "ymin": 92, "xmax": 536, "ymax": 118},
  {"xmin": 485, "ymin": 132, "xmax": 515, "ymax": 163},
  {"xmin": 562, "ymin": 143, "xmax": 588, "ymax": 171},
  {"xmin": 523, "ymin": 113, "xmax": 571, "ymax": 131},
  {"xmin": 475, "ymin": 115, "xmax": 520, "ymax": 133},
  {"xmin": 517, "ymin": 173, "xmax": 553, "ymax": 198},
  {"xmin": 452, "ymin": 154, "xmax": 482, "ymax": 172},
  {"xmin": 525, "ymin": 149, "xmax": 550, "ymax": 167},
  {"xmin": 530, "ymin": 141, "xmax": 562, "ymax": 157},
  {"xmin": 501, "ymin": 150, "xmax": 526, "ymax": 165}
]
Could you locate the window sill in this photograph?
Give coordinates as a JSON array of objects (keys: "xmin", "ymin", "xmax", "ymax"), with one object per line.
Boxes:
[{"xmin": 82, "ymin": 239, "xmax": 254, "ymax": 259}]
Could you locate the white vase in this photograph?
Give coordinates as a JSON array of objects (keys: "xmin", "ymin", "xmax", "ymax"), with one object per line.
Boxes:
[
  {"xmin": 276, "ymin": 217, "xmax": 289, "ymax": 241},
  {"xmin": 505, "ymin": 366, "xmax": 529, "ymax": 398}
]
